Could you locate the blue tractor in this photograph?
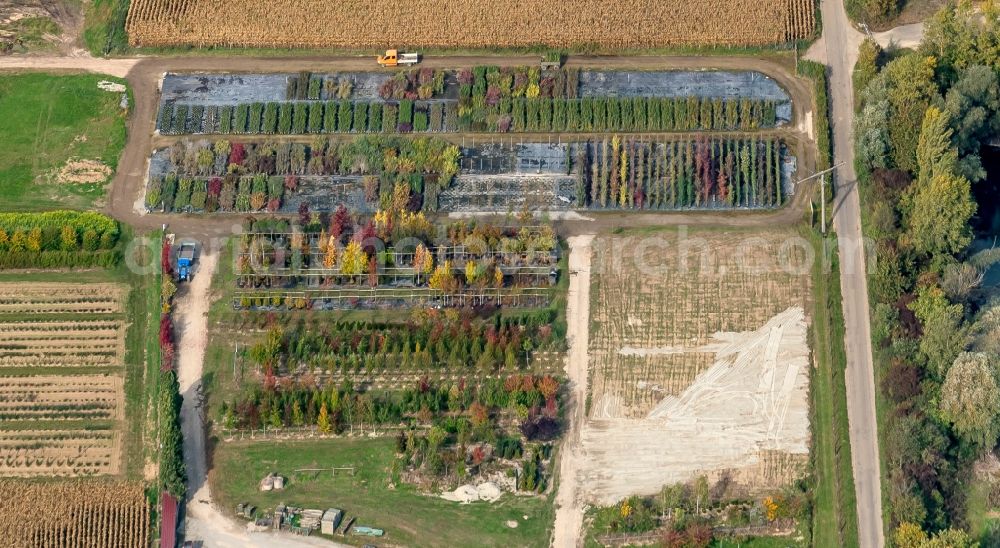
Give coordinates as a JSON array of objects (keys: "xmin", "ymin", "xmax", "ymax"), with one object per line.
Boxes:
[{"xmin": 177, "ymin": 242, "xmax": 196, "ymax": 282}]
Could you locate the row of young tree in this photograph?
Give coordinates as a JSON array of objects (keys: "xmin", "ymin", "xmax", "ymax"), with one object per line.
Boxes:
[
  {"xmin": 157, "ymin": 99, "xmax": 461, "ymax": 136},
  {"xmin": 220, "ymin": 373, "xmax": 562, "ymax": 434},
  {"xmin": 575, "ymin": 136, "xmax": 783, "ymax": 209},
  {"xmin": 458, "ymin": 65, "xmax": 780, "ymax": 133},
  {"xmin": 236, "ymin": 212, "xmax": 559, "ymax": 294},
  {"xmin": 244, "ymin": 309, "xmax": 563, "ymax": 375},
  {"xmin": 0, "ymin": 211, "xmax": 119, "ymax": 268},
  {"xmin": 146, "ymin": 137, "xmax": 461, "ymax": 213},
  {"xmin": 853, "ymin": 3, "xmax": 1000, "ymax": 542},
  {"xmin": 590, "ymin": 479, "xmax": 809, "ymax": 547},
  {"xmin": 158, "ymin": 95, "xmax": 779, "ymax": 136},
  {"xmin": 158, "ymin": 241, "xmax": 185, "ymax": 498},
  {"xmin": 283, "ymin": 70, "xmax": 449, "ymax": 102}
]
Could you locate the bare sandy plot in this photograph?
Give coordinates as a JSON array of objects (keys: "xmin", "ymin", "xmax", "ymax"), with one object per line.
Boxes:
[{"xmin": 575, "ymin": 231, "xmax": 811, "ymax": 504}]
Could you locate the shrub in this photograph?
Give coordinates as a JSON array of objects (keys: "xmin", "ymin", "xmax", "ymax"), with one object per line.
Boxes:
[
  {"xmin": 353, "ymin": 102, "xmax": 367, "ymax": 132},
  {"xmin": 414, "ymin": 110, "xmax": 429, "ymax": 132},
  {"xmin": 382, "ymin": 104, "xmax": 398, "ymax": 133},
  {"xmin": 233, "ymin": 104, "xmax": 249, "ymax": 134},
  {"xmin": 308, "ymin": 102, "xmax": 324, "ymax": 133},
  {"xmin": 398, "ymin": 100, "xmax": 414, "ymax": 131},
  {"xmin": 293, "ymin": 103, "xmax": 308, "ymax": 133},
  {"xmin": 157, "ymin": 103, "xmax": 174, "ymax": 133},
  {"xmin": 248, "ymin": 102, "xmax": 263, "ymax": 133},
  {"xmin": 368, "ymin": 103, "xmax": 382, "ymax": 132},
  {"xmin": 145, "ymin": 178, "xmax": 163, "ymax": 209},
  {"xmin": 323, "ymin": 101, "xmax": 338, "ymax": 133},
  {"xmin": 172, "ymin": 104, "xmax": 188, "ymax": 134},
  {"xmin": 430, "ymin": 103, "xmax": 444, "ymax": 131},
  {"xmin": 278, "ymin": 103, "xmax": 293, "ymax": 133},
  {"xmin": 262, "ymin": 102, "xmax": 279, "ymax": 133},
  {"xmin": 337, "ymin": 101, "xmax": 352, "ymax": 132},
  {"xmin": 189, "ymin": 105, "xmax": 205, "ymax": 132},
  {"xmin": 219, "ymin": 106, "xmax": 233, "ymax": 133}
]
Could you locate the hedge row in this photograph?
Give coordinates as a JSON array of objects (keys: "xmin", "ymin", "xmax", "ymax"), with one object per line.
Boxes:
[
  {"xmin": 0, "ymin": 250, "xmax": 120, "ymax": 269},
  {"xmin": 157, "ymin": 96, "xmax": 779, "ymax": 136},
  {"xmin": 0, "ymin": 211, "xmax": 119, "ymax": 268},
  {"xmin": 157, "ymin": 100, "xmax": 458, "ymax": 136},
  {"xmin": 0, "ymin": 211, "xmax": 118, "ymax": 242}
]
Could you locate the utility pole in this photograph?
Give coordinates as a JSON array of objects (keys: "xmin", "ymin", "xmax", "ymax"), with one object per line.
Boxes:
[
  {"xmin": 793, "ymin": 163, "xmax": 843, "ymax": 234},
  {"xmin": 821, "ymin": 173, "xmax": 826, "ymax": 234}
]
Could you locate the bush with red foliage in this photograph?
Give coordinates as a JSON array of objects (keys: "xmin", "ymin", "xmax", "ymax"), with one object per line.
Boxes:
[
  {"xmin": 161, "ymin": 241, "xmax": 173, "ymax": 276},
  {"xmin": 229, "ymin": 142, "xmax": 245, "ymax": 166},
  {"xmin": 159, "ymin": 314, "xmax": 175, "ymax": 371}
]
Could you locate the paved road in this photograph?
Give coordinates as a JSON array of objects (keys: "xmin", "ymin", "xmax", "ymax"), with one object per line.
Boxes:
[{"xmin": 819, "ymin": 0, "xmax": 885, "ymax": 546}]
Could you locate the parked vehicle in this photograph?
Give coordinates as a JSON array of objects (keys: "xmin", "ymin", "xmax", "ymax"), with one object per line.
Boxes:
[
  {"xmin": 377, "ymin": 49, "xmax": 419, "ymax": 67},
  {"xmin": 177, "ymin": 242, "xmax": 196, "ymax": 282}
]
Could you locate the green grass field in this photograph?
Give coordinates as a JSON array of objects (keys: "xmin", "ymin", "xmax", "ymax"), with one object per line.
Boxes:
[
  {"xmin": 211, "ymin": 437, "xmax": 554, "ymax": 547},
  {"xmin": 0, "ymin": 72, "xmax": 128, "ymax": 210}
]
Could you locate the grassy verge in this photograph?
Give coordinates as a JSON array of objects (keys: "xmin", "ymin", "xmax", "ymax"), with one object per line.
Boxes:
[
  {"xmin": 807, "ymin": 230, "xmax": 859, "ymax": 548},
  {"xmin": 120, "ymin": 228, "xmax": 160, "ymax": 480},
  {"xmin": 84, "ymin": 0, "xmax": 131, "ymax": 56},
  {"xmin": 796, "ymin": 60, "xmax": 831, "ymax": 172},
  {"xmin": 0, "ymin": 73, "xmax": 129, "ymax": 210},
  {"xmin": 211, "ymin": 437, "xmax": 554, "ymax": 547}
]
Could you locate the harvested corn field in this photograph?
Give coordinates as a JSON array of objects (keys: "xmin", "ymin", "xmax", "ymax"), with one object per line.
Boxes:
[
  {"xmin": 126, "ymin": 0, "xmax": 815, "ymax": 49},
  {"xmin": 0, "ymin": 430, "xmax": 122, "ymax": 476},
  {"xmin": 0, "ymin": 480, "xmax": 149, "ymax": 546},
  {"xmin": 577, "ymin": 230, "xmax": 811, "ymax": 503}
]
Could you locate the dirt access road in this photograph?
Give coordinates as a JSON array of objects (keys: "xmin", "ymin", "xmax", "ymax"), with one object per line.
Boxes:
[
  {"xmin": 812, "ymin": 0, "xmax": 885, "ymax": 546},
  {"xmin": 552, "ymin": 235, "xmax": 594, "ymax": 548}
]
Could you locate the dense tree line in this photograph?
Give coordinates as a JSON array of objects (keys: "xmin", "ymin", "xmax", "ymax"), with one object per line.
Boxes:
[
  {"xmin": 853, "ymin": 3, "xmax": 1000, "ymax": 541},
  {"xmin": 0, "ymin": 211, "xmax": 120, "ymax": 268},
  {"xmin": 244, "ymin": 309, "xmax": 563, "ymax": 375}
]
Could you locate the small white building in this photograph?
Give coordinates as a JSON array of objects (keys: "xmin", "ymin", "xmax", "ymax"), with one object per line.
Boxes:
[{"xmin": 320, "ymin": 508, "xmax": 343, "ymax": 535}]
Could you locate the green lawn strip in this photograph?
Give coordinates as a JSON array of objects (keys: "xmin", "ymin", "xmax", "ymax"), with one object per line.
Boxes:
[
  {"xmin": 120, "ymin": 230, "xmax": 161, "ymax": 481},
  {"xmin": 0, "ymin": 72, "xmax": 127, "ymax": 210},
  {"xmin": 807, "ymin": 231, "xmax": 859, "ymax": 547},
  {"xmin": 211, "ymin": 437, "xmax": 553, "ymax": 547},
  {"xmin": 83, "ymin": 0, "xmax": 131, "ymax": 56}
]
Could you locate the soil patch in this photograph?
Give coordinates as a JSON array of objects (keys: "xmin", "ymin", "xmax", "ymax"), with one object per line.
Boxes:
[{"xmin": 55, "ymin": 158, "xmax": 112, "ymax": 184}]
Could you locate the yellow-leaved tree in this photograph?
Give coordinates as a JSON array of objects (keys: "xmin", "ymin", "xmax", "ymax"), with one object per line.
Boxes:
[
  {"xmin": 340, "ymin": 240, "xmax": 367, "ymax": 282},
  {"xmin": 428, "ymin": 260, "xmax": 454, "ymax": 291}
]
